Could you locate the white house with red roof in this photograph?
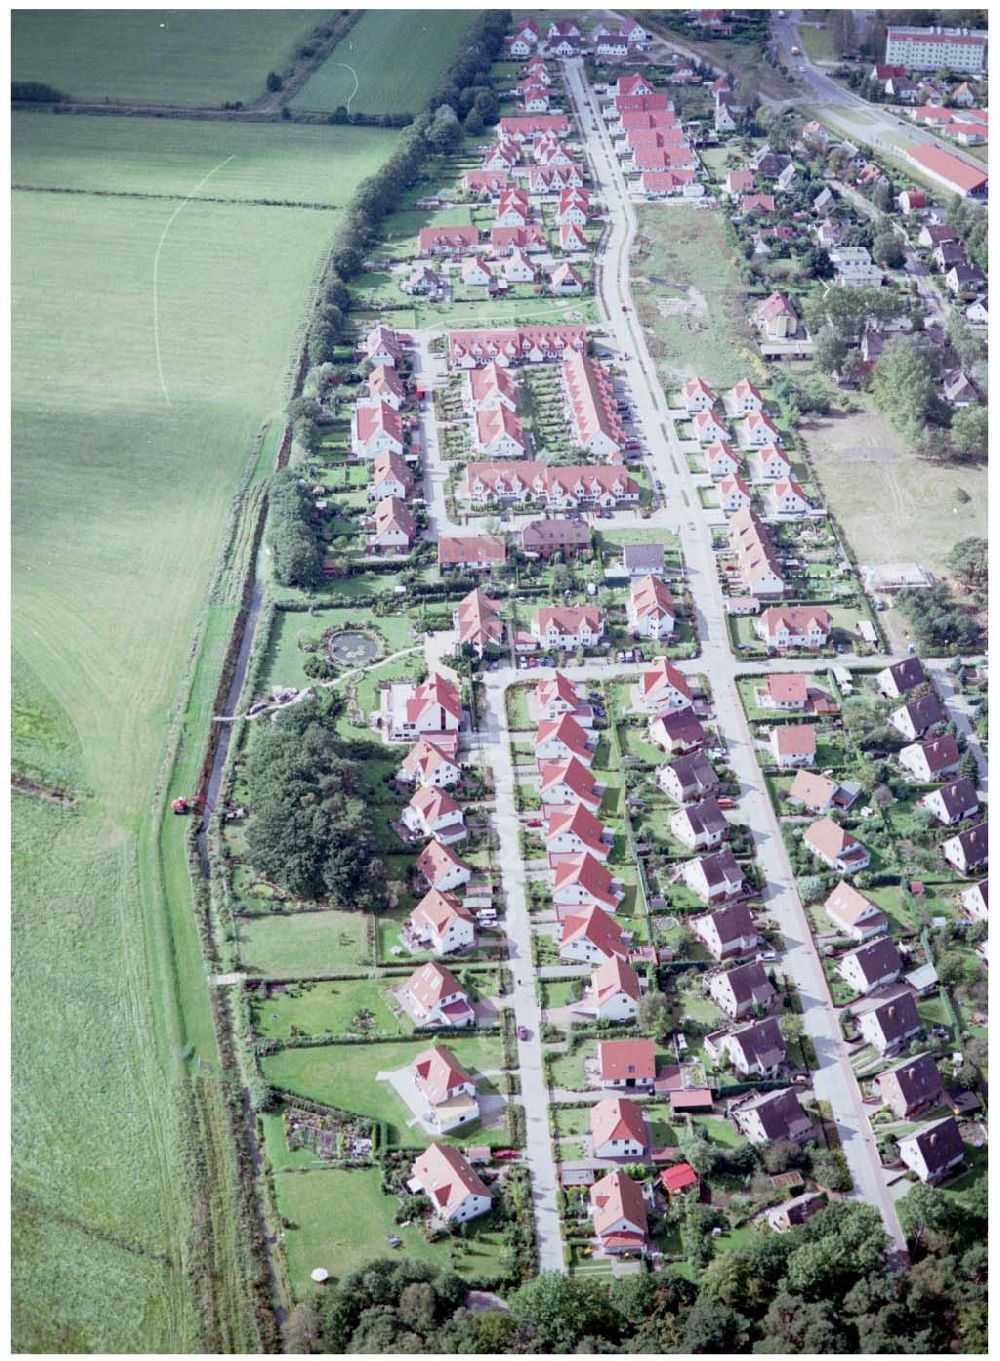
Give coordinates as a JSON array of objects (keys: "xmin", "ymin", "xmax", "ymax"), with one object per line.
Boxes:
[
  {"xmin": 752, "ymin": 291, "xmax": 798, "ymax": 339},
  {"xmin": 749, "ymin": 441, "xmax": 791, "ymax": 482},
  {"xmin": 403, "ymin": 962, "xmax": 474, "ymax": 1027},
  {"xmin": 504, "ymin": 248, "xmax": 538, "ymax": 285},
  {"xmin": 553, "ymin": 854, "xmax": 619, "ymax": 913},
  {"xmin": 589, "ymin": 1096, "xmax": 648, "ymax": 1158},
  {"xmin": 406, "ymin": 889, "xmax": 476, "ymax": 955},
  {"xmin": 741, "ymin": 410, "xmax": 782, "ymax": 447},
  {"xmin": 559, "ymin": 222, "xmax": 589, "ymax": 252},
  {"xmin": 439, "ymin": 534, "xmax": 506, "ymax": 575},
  {"xmin": 496, "ymin": 187, "xmax": 530, "ymax": 227},
  {"xmin": 755, "ymin": 607, "xmax": 832, "ymax": 651},
  {"xmin": 769, "ymin": 477, "xmax": 810, "ymax": 518},
  {"xmin": 558, "ymin": 905, "xmax": 630, "ymax": 965},
  {"xmin": 598, "ymin": 1038, "xmax": 656, "ymax": 1090},
  {"xmin": 590, "ymin": 1171, "xmax": 648, "ymax": 1255},
  {"xmin": 460, "ymin": 256, "xmax": 494, "ymax": 289},
  {"xmin": 534, "ymin": 714, "xmax": 595, "ymax": 765},
  {"xmin": 411, "ymin": 1046, "xmax": 479, "ymax": 1133},
  {"xmin": 771, "ymin": 724, "xmax": 817, "ymax": 769},
  {"xmin": 618, "ymin": 73, "xmax": 655, "ymax": 97},
  {"xmin": 719, "ymin": 475, "xmax": 753, "ymax": 515},
  {"xmin": 637, "ymin": 658, "xmax": 692, "ymax": 713},
  {"xmin": 368, "ymin": 365, "xmax": 405, "ymax": 410},
  {"xmin": 589, "ymin": 956, "xmax": 642, "ymax": 1022},
  {"xmin": 535, "ymin": 670, "xmax": 589, "ymax": 724},
  {"xmin": 402, "ymin": 786, "xmax": 466, "ymax": 844},
  {"xmin": 365, "ymin": 323, "xmax": 403, "ymax": 367},
  {"xmin": 462, "ymin": 168, "xmax": 510, "ymax": 198},
  {"xmin": 532, "ymin": 605, "xmax": 604, "ymax": 650},
  {"xmin": 545, "ymin": 804, "xmax": 612, "ymax": 861},
  {"xmin": 627, "ymin": 575, "xmax": 675, "ymax": 640},
  {"xmin": 397, "ymin": 737, "xmax": 461, "ymax": 790},
  {"xmin": 410, "ymin": 1143, "xmax": 491, "ymax": 1222},
  {"xmin": 521, "ymin": 84, "xmax": 550, "ymax": 113},
  {"xmin": 469, "ymin": 361, "xmax": 518, "ymax": 412},
  {"xmin": 692, "ymin": 409, "xmax": 730, "ymax": 444},
  {"xmin": 703, "ymin": 440, "xmax": 741, "ymax": 479},
  {"xmin": 419, "ymin": 225, "xmax": 480, "ymax": 257},
  {"xmin": 727, "ymin": 379, "xmax": 765, "ymax": 415},
  {"xmin": 449, "ymin": 324, "xmax": 586, "ymax": 369},
  {"xmin": 415, "ymin": 840, "xmax": 472, "ymax": 895},
  {"xmin": 539, "ymin": 757, "xmax": 602, "ymax": 810},
  {"xmin": 475, "ymin": 404, "xmax": 527, "ymax": 458},
  {"xmin": 680, "ymin": 376, "xmax": 716, "ymax": 413},
  {"xmin": 352, "ymin": 400, "xmax": 404, "ymax": 459},
  {"xmin": 549, "ymin": 262, "xmax": 584, "ymax": 295},
  {"xmin": 483, "ymin": 139, "xmax": 520, "ymax": 172},
  {"xmin": 384, "ymin": 671, "xmax": 462, "ymax": 743}
]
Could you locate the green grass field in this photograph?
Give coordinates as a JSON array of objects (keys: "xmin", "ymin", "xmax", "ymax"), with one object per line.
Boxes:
[
  {"xmin": 271, "ymin": 1167, "xmax": 510, "ymax": 1297},
  {"xmin": 632, "ymin": 204, "xmax": 766, "ymax": 390},
  {"xmin": 11, "ymin": 112, "xmax": 401, "ymax": 1351},
  {"xmin": 11, "ymin": 112, "xmax": 399, "ymax": 206},
  {"xmin": 238, "ymin": 909, "xmax": 374, "ymax": 978},
  {"xmin": 291, "ymin": 9, "xmax": 476, "ymax": 114},
  {"xmin": 12, "ymin": 9, "xmax": 323, "ymax": 105},
  {"xmin": 252, "ymin": 978, "xmax": 414, "ymax": 1038}
]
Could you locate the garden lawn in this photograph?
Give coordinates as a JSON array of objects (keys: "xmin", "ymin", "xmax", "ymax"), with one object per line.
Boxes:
[
  {"xmin": 272, "ymin": 1167, "xmax": 510, "ymax": 1298},
  {"xmin": 11, "ymin": 113, "xmax": 399, "ymax": 206},
  {"xmin": 291, "ymin": 10, "xmax": 476, "ymax": 114},
  {"xmin": 237, "ymin": 910, "xmax": 373, "ymax": 978},
  {"xmin": 12, "ymin": 11, "xmax": 322, "ymax": 104},
  {"xmin": 251, "ymin": 978, "xmax": 413, "ymax": 1039},
  {"xmin": 261, "ymin": 1035, "xmax": 507, "ymax": 1143},
  {"xmin": 548, "ymin": 1040, "xmax": 598, "ymax": 1091}
]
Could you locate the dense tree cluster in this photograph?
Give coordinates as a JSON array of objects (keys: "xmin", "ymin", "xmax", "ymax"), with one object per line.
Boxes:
[
  {"xmin": 895, "ymin": 582, "xmax": 983, "ymax": 653},
  {"xmin": 267, "ymin": 470, "xmax": 324, "ymax": 589},
  {"xmin": 244, "ymin": 695, "xmax": 387, "ymax": 909},
  {"xmin": 286, "ymin": 1195, "xmax": 985, "ymax": 1353}
]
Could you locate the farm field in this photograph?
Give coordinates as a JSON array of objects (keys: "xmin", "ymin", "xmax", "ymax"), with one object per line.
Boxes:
[
  {"xmin": 271, "ymin": 1167, "xmax": 510, "ymax": 1296},
  {"xmin": 11, "ymin": 8, "xmax": 322, "ymax": 105},
  {"xmin": 801, "ymin": 397, "xmax": 987, "ymax": 580},
  {"xmin": 11, "ymin": 112, "xmax": 400, "ymax": 206},
  {"xmin": 632, "ymin": 204, "xmax": 765, "ymax": 390},
  {"xmin": 11, "ymin": 114, "xmax": 401, "ymax": 1352},
  {"xmin": 291, "ymin": 9, "xmax": 476, "ymax": 114}
]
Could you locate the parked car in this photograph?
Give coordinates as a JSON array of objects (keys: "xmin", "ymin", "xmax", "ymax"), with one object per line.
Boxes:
[{"xmin": 517, "ymin": 1026, "xmax": 530, "ymax": 1041}]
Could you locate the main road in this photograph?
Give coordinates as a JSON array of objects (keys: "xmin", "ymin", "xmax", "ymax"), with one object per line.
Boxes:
[{"xmin": 561, "ymin": 57, "xmax": 908, "ymax": 1253}]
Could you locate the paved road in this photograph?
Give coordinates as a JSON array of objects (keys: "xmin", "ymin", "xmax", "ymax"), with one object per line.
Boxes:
[
  {"xmin": 562, "ymin": 57, "xmax": 908, "ymax": 1253},
  {"xmin": 475, "ymin": 672, "xmax": 566, "ymax": 1273}
]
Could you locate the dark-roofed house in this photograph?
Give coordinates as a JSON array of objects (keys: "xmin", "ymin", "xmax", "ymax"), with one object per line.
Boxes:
[
  {"xmin": 669, "ymin": 797, "xmax": 729, "ymax": 851},
  {"xmin": 959, "ymin": 879, "xmax": 988, "ymax": 922},
  {"xmin": 877, "ymin": 657, "xmax": 928, "ymax": 699},
  {"xmin": 767, "ymin": 1192, "xmax": 826, "ymax": 1232},
  {"xmin": 622, "ymin": 542, "xmax": 666, "ymax": 577},
  {"xmin": 657, "ymin": 751, "xmax": 719, "ymax": 803},
  {"xmin": 520, "ymin": 517, "xmax": 592, "ymax": 558},
  {"xmin": 683, "ymin": 849, "xmax": 744, "ymax": 904},
  {"xmin": 690, "ymin": 901, "xmax": 758, "ymax": 960},
  {"xmin": 900, "ymin": 735, "xmax": 962, "ymax": 783},
  {"xmin": 858, "ymin": 992, "xmax": 923, "ymax": 1056},
  {"xmin": 942, "ymin": 823, "xmax": 988, "ymax": 876},
  {"xmin": 708, "ymin": 961, "xmax": 777, "ymax": 1021},
  {"xmin": 920, "ymin": 777, "xmax": 980, "ymax": 827},
  {"xmin": 889, "ymin": 693, "xmax": 947, "ymax": 742},
  {"xmin": 721, "ymin": 1017, "xmax": 786, "ymax": 1077},
  {"xmin": 838, "ymin": 938, "xmax": 903, "ymax": 996},
  {"xmin": 896, "ymin": 1116, "xmax": 965, "ymax": 1184},
  {"xmin": 649, "ymin": 706, "xmax": 707, "ymax": 755},
  {"xmin": 733, "ymin": 1088, "xmax": 814, "ymax": 1145},
  {"xmin": 876, "ymin": 1053, "xmax": 944, "ymax": 1120}
]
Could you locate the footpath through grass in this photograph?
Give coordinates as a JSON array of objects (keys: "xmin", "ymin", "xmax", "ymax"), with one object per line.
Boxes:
[
  {"xmin": 291, "ymin": 9, "xmax": 476, "ymax": 114},
  {"xmin": 12, "ymin": 9, "xmax": 323, "ymax": 105}
]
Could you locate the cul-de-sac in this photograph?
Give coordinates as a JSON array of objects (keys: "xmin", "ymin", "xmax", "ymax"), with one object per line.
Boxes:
[{"xmin": 12, "ymin": 6, "xmax": 988, "ymax": 1354}]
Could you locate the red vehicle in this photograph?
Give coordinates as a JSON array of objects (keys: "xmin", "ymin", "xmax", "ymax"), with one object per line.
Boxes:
[
  {"xmin": 493, "ymin": 1149, "xmax": 520, "ymax": 1160},
  {"xmin": 717, "ymin": 796, "xmax": 736, "ymax": 810}
]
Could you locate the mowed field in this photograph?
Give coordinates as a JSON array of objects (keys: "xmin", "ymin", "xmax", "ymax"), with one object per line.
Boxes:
[
  {"xmin": 11, "ymin": 112, "xmax": 398, "ymax": 204},
  {"xmin": 632, "ymin": 204, "xmax": 766, "ymax": 390},
  {"xmin": 291, "ymin": 8, "xmax": 476, "ymax": 114},
  {"xmin": 11, "ymin": 114, "xmax": 400, "ymax": 1352},
  {"xmin": 11, "ymin": 9, "xmax": 323, "ymax": 105}
]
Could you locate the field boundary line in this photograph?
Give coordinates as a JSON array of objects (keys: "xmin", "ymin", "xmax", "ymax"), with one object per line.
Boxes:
[{"xmin": 152, "ymin": 153, "xmax": 235, "ymax": 404}]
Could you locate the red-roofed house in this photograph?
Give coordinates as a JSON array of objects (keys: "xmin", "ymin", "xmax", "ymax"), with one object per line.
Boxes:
[
  {"xmin": 475, "ymin": 404, "xmax": 527, "ymax": 458},
  {"xmin": 741, "ymin": 410, "xmax": 782, "ymax": 447},
  {"xmin": 589, "ymin": 956, "xmax": 642, "ymax": 1022},
  {"xmin": 454, "ymin": 589, "xmax": 504, "ymax": 657},
  {"xmin": 403, "ymin": 962, "xmax": 474, "ymax": 1027},
  {"xmin": 552, "ymin": 854, "xmax": 619, "ymax": 914},
  {"xmin": 411, "ymin": 1143, "xmax": 491, "ymax": 1222},
  {"xmin": 415, "ymin": 840, "xmax": 472, "ymax": 895},
  {"xmin": 412, "ymin": 1047, "xmax": 478, "ymax": 1132},
  {"xmin": 756, "ymin": 607, "xmax": 832, "ymax": 650},
  {"xmin": 438, "ymin": 534, "xmax": 506, "ymax": 574},
  {"xmin": 770, "ymin": 724, "xmax": 817, "ymax": 768},
  {"xmin": 692, "ymin": 409, "xmax": 730, "ymax": 444},
  {"xmin": 419, "ymin": 225, "xmax": 480, "ymax": 256},
  {"xmin": 533, "ymin": 605, "xmax": 604, "ymax": 650},
  {"xmin": 590, "ymin": 1171, "xmax": 648, "ymax": 1254},
  {"xmin": 598, "ymin": 1038, "xmax": 656, "ymax": 1089},
  {"xmin": 371, "ymin": 449, "xmax": 414, "ymax": 501},
  {"xmin": 638, "ymin": 658, "xmax": 692, "ymax": 713},
  {"xmin": 536, "ymin": 670, "xmax": 588, "ymax": 723},
  {"xmin": 590, "ymin": 1096, "xmax": 648, "ymax": 1158},
  {"xmin": 407, "ymin": 889, "xmax": 476, "ymax": 955},
  {"xmin": 680, "ymin": 376, "xmax": 716, "ymax": 413},
  {"xmin": 719, "ymin": 475, "xmax": 752, "ymax": 514},
  {"xmin": 727, "ymin": 379, "xmax": 765, "ymax": 415},
  {"xmin": 563, "ymin": 350, "xmax": 624, "ymax": 459},
  {"xmin": 352, "ymin": 400, "xmax": 404, "ymax": 459},
  {"xmin": 559, "ymin": 905, "xmax": 630, "ymax": 965},
  {"xmin": 539, "ymin": 757, "xmax": 601, "ymax": 811},
  {"xmin": 752, "ymin": 291, "xmax": 798, "ymax": 339},
  {"xmin": 546, "ymin": 803, "xmax": 612, "ymax": 861},
  {"xmin": 398, "ymin": 737, "xmax": 461, "ymax": 790},
  {"xmin": 907, "ymin": 144, "xmax": 988, "ymax": 198},
  {"xmin": 769, "ymin": 477, "xmax": 810, "ymax": 518},
  {"xmin": 627, "ymin": 575, "xmax": 675, "ymax": 640},
  {"xmin": 534, "ymin": 714, "xmax": 595, "ymax": 765},
  {"xmin": 660, "ymin": 1162, "xmax": 699, "ymax": 1197},
  {"xmin": 402, "ymin": 786, "xmax": 466, "ymax": 844},
  {"xmin": 704, "ymin": 440, "xmax": 741, "ymax": 479},
  {"xmin": 369, "ymin": 496, "xmax": 416, "ymax": 552},
  {"xmin": 749, "ymin": 441, "xmax": 791, "ymax": 482}
]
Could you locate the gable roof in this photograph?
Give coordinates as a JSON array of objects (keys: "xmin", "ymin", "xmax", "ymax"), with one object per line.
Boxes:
[
  {"xmin": 773, "ymin": 725, "xmax": 817, "ymax": 757},
  {"xmin": 535, "ymin": 713, "xmax": 591, "ymax": 758},
  {"xmin": 590, "ymin": 1095, "xmax": 646, "ymax": 1148},
  {"xmin": 412, "ymin": 1143, "xmax": 490, "ymax": 1212},
  {"xmin": 410, "ymin": 888, "xmax": 475, "ymax": 936},
  {"xmin": 561, "ymin": 904, "xmax": 629, "ymax": 959},
  {"xmin": 844, "ymin": 936, "xmax": 903, "ymax": 985},
  {"xmin": 413, "ymin": 1045, "xmax": 475, "ymax": 1104},
  {"xmin": 553, "ymin": 853, "xmax": 618, "ymax": 910},
  {"xmin": 406, "ymin": 961, "xmax": 466, "ymax": 1009},
  {"xmin": 865, "ymin": 991, "xmax": 921, "ymax": 1045},
  {"xmin": 590, "ymin": 1169, "xmax": 647, "ymax": 1236},
  {"xmin": 598, "ymin": 1038, "xmax": 656, "ymax": 1083},
  {"xmin": 592, "ymin": 954, "xmax": 642, "ymax": 1004}
]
